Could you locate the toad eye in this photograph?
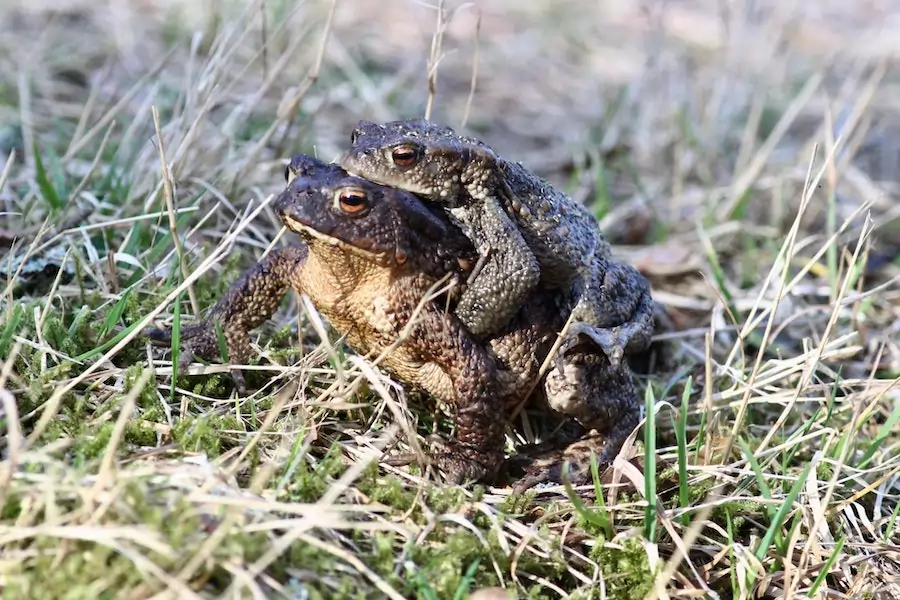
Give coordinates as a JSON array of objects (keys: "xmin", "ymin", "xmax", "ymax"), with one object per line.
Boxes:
[
  {"xmin": 335, "ymin": 188, "xmax": 369, "ymax": 214},
  {"xmin": 391, "ymin": 145, "xmax": 419, "ymax": 167}
]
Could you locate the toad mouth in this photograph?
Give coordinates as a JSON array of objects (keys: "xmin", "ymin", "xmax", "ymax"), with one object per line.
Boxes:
[{"xmin": 280, "ymin": 215, "xmax": 390, "ymax": 262}]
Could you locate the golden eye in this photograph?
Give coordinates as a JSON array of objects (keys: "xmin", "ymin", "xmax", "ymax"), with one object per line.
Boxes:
[
  {"xmin": 391, "ymin": 145, "xmax": 419, "ymax": 167},
  {"xmin": 336, "ymin": 188, "xmax": 368, "ymax": 214}
]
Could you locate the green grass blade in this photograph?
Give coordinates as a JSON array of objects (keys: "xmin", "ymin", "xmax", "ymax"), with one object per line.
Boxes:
[
  {"xmin": 451, "ymin": 558, "xmax": 481, "ymax": 600},
  {"xmin": 884, "ymin": 499, "xmax": 900, "ymax": 542},
  {"xmin": 32, "ymin": 142, "xmax": 64, "ymax": 212},
  {"xmin": 753, "ymin": 459, "xmax": 814, "ymax": 562},
  {"xmin": 676, "ymin": 376, "xmax": 692, "ymax": 526},
  {"xmin": 590, "ymin": 451, "xmax": 614, "ymax": 539},
  {"xmin": 857, "ymin": 400, "xmax": 900, "ymax": 469},
  {"xmin": 100, "ymin": 288, "xmax": 132, "ymax": 339},
  {"xmin": 0, "ymin": 303, "xmax": 25, "ymax": 358},
  {"xmin": 809, "ymin": 536, "xmax": 845, "ymax": 596},
  {"xmin": 564, "ymin": 458, "xmax": 613, "ymax": 536},
  {"xmin": 170, "ymin": 292, "xmax": 182, "ymax": 404},
  {"xmin": 73, "ymin": 313, "xmax": 145, "ymax": 362},
  {"xmin": 643, "ymin": 384, "xmax": 658, "ymax": 542}
]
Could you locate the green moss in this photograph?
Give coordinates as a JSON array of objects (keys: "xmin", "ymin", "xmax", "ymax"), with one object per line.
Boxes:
[
  {"xmin": 1, "ymin": 477, "xmax": 306, "ymax": 598},
  {"xmin": 425, "ymin": 485, "xmax": 469, "ymax": 515},
  {"xmin": 41, "ymin": 304, "xmax": 102, "ymax": 359},
  {"xmin": 141, "ymin": 404, "xmax": 164, "ymax": 422},
  {"xmin": 187, "ymin": 372, "xmax": 233, "ymax": 397},
  {"xmin": 123, "ymin": 363, "xmax": 159, "ymax": 410},
  {"xmin": 171, "ymin": 413, "xmax": 243, "ymax": 457},
  {"xmin": 37, "ymin": 418, "xmax": 67, "ymax": 449},
  {"xmin": 2, "ymin": 538, "xmax": 150, "ymax": 599},
  {"xmin": 269, "ymin": 323, "xmax": 296, "ymax": 347},
  {"xmin": 499, "ymin": 488, "xmax": 535, "ymax": 516},
  {"xmin": 124, "ymin": 421, "xmax": 158, "ymax": 447},
  {"xmin": 589, "ymin": 537, "xmax": 655, "ymax": 600},
  {"xmin": 404, "ymin": 528, "xmax": 500, "ymax": 596},
  {"xmin": 279, "ymin": 443, "xmax": 348, "ymax": 503},
  {"xmin": 73, "ymin": 420, "xmax": 114, "ymax": 461},
  {"xmin": 699, "ymin": 498, "xmax": 774, "ymax": 544},
  {"xmin": 683, "ymin": 477, "xmax": 715, "ymax": 506},
  {"xmin": 118, "ymin": 289, "xmax": 145, "ymax": 327},
  {"xmin": 362, "ymin": 530, "xmax": 400, "ymax": 578},
  {"xmin": 356, "ymin": 468, "xmax": 417, "ymax": 512},
  {"xmin": 69, "ymin": 392, "xmax": 91, "ymax": 421},
  {"xmin": 1, "ymin": 495, "xmax": 22, "ymax": 520},
  {"xmin": 815, "ymin": 461, "xmax": 835, "ymax": 481},
  {"xmin": 21, "ymin": 379, "xmax": 48, "ymax": 416},
  {"xmin": 239, "ymin": 537, "xmax": 370, "ymax": 600}
]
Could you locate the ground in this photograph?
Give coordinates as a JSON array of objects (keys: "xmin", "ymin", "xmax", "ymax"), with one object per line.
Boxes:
[{"xmin": 1, "ymin": 0, "xmax": 900, "ymax": 598}]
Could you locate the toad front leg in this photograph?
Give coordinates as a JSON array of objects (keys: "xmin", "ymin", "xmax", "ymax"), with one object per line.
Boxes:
[
  {"xmin": 450, "ymin": 194, "xmax": 541, "ymax": 339},
  {"xmin": 146, "ymin": 245, "xmax": 309, "ymax": 391}
]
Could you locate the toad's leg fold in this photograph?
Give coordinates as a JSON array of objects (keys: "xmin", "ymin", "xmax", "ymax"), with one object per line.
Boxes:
[
  {"xmin": 562, "ymin": 260, "xmax": 655, "ymax": 368},
  {"xmin": 146, "ymin": 245, "xmax": 309, "ymax": 390},
  {"xmin": 451, "ymin": 195, "xmax": 541, "ymax": 338}
]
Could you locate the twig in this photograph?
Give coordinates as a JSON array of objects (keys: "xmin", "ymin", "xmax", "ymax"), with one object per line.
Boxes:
[
  {"xmin": 461, "ymin": 8, "xmax": 482, "ymax": 129},
  {"xmin": 260, "ymin": 0, "xmax": 269, "ymax": 81},
  {"xmin": 152, "ymin": 106, "xmax": 201, "ymax": 317},
  {"xmin": 424, "ymin": 0, "xmax": 447, "ymax": 120}
]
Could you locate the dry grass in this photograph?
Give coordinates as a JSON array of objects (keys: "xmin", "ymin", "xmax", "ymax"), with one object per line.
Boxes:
[{"xmin": 1, "ymin": 0, "xmax": 900, "ymax": 598}]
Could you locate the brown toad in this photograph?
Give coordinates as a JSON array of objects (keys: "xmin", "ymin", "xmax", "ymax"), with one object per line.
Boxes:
[
  {"xmin": 340, "ymin": 119, "xmax": 656, "ymax": 370},
  {"xmin": 148, "ymin": 155, "xmax": 640, "ymax": 488}
]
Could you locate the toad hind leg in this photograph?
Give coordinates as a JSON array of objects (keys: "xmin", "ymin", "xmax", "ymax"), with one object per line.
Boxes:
[
  {"xmin": 511, "ymin": 432, "xmax": 625, "ymax": 492},
  {"xmin": 399, "ymin": 307, "xmax": 508, "ymax": 486},
  {"xmin": 146, "ymin": 245, "xmax": 309, "ymax": 392},
  {"xmin": 451, "ymin": 195, "xmax": 541, "ymax": 339},
  {"xmin": 518, "ymin": 348, "xmax": 640, "ymax": 491},
  {"xmin": 561, "ymin": 260, "xmax": 655, "ymax": 369}
]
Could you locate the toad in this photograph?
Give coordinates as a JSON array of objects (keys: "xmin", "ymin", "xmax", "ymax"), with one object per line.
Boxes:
[{"xmin": 339, "ymin": 119, "xmax": 656, "ymax": 370}]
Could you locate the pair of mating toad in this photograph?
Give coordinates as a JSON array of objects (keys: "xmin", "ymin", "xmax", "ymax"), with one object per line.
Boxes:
[{"xmin": 150, "ymin": 119, "xmax": 656, "ymax": 490}]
